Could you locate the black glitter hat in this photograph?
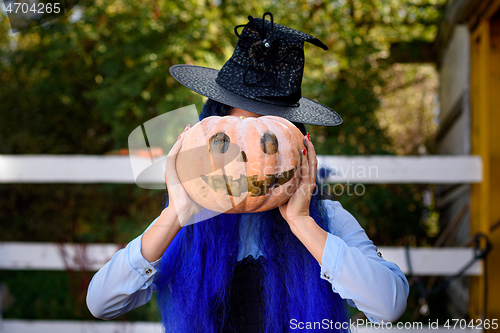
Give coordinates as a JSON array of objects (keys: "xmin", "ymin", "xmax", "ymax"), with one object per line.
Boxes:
[{"xmin": 169, "ymin": 12, "xmax": 342, "ymax": 126}]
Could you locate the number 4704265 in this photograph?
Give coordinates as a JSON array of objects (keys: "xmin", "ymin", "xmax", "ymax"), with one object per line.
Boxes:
[
  {"xmin": 5, "ymin": 2, "xmax": 61, "ymax": 14},
  {"xmin": 444, "ymin": 319, "xmax": 498, "ymax": 330}
]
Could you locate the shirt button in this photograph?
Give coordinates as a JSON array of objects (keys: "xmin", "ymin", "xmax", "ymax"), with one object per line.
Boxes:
[
  {"xmin": 323, "ymin": 273, "xmax": 330, "ymax": 280},
  {"xmin": 145, "ymin": 268, "xmax": 152, "ymax": 274},
  {"xmin": 377, "ymin": 251, "xmax": 383, "ymax": 258}
]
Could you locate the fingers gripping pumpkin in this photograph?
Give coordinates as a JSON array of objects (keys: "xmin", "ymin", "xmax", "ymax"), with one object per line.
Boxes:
[{"xmin": 176, "ymin": 115, "xmax": 306, "ymax": 213}]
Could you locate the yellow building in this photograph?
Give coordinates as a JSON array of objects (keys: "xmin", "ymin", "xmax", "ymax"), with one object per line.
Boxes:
[{"xmin": 434, "ymin": 0, "xmax": 500, "ymax": 323}]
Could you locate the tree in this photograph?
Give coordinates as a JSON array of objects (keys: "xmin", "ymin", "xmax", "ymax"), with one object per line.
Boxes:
[{"xmin": 0, "ymin": 0, "xmax": 445, "ymax": 321}]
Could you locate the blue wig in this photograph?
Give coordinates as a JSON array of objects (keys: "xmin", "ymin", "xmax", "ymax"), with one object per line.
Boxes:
[{"xmin": 156, "ymin": 99, "xmax": 349, "ymax": 332}]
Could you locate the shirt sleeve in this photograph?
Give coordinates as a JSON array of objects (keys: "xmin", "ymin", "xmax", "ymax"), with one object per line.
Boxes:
[
  {"xmin": 319, "ymin": 200, "xmax": 409, "ymax": 323},
  {"xmin": 86, "ymin": 217, "xmax": 161, "ymax": 320}
]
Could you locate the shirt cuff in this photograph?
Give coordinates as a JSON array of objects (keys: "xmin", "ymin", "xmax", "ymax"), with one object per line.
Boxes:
[
  {"xmin": 319, "ymin": 232, "xmax": 344, "ymax": 291},
  {"xmin": 320, "ymin": 234, "xmax": 387, "ymax": 324},
  {"xmin": 127, "ymin": 234, "xmax": 159, "ymax": 286}
]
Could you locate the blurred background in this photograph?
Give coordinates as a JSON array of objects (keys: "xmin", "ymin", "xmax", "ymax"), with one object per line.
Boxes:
[{"xmin": 1, "ymin": 0, "xmax": 499, "ymax": 331}]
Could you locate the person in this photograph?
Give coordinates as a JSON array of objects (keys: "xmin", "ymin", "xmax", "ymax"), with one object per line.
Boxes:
[{"xmin": 86, "ymin": 12, "xmax": 409, "ymax": 333}]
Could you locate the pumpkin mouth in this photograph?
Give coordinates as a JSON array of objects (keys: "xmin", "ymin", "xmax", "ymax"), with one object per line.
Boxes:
[{"xmin": 200, "ymin": 167, "xmax": 297, "ymax": 197}]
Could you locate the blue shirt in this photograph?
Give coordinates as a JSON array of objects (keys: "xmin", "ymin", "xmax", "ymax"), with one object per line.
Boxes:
[{"xmin": 86, "ymin": 200, "xmax": 409, "ymax": 323}]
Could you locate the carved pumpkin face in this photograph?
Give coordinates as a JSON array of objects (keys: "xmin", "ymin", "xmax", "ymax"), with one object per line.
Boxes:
[{"xmin": 176, "ymin": 115, "xmax": 306, "ymax": 213}]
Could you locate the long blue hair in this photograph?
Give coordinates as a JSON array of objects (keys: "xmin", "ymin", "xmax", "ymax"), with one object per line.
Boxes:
[{"xmin": 156, "ymin": 99, "xmax": 348, "ymax": 332}]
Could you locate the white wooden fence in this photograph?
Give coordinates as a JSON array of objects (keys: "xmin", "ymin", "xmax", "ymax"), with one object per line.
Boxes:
[
  {"xmin": 0, "ymin": 155, "xmax": 484, "ymax": 333},
  {"xmin": 0, "ymin": 242, "xmax": 483, "ymax": 276},
  {"xmin": 0, "ymin": 155, "xmax": 483, "ymax": 184}
]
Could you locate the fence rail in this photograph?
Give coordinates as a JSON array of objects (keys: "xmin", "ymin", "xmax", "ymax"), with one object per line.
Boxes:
[
  {"xmin": 0, "ymin": 155, "xmax": 483, "ymax": 184},
  {"xmin": 0, "ymin": 242, "xmax": 482, "ymax": 276}
]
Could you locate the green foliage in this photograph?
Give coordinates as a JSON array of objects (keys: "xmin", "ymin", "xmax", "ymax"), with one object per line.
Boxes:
[
  {"xmin": 0, "ymin": 184, "xmax": 162, "ymax": 243},
  {"xmin": 0, "ymin": 270, "xmax": 159, "ymax": 320},
  {"xmin": 0, "ymin": 0, "xmax": 444, "ymax": 154},
  {"xmin": 0, "ymin": 0, "xmax": 445, "ymax": 322},
  {"xmin": 331, "ymin": 184, "xmax": 433, "ymax": 246}
]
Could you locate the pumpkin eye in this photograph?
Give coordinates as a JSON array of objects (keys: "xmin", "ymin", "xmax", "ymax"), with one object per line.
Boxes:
[
  {"xmin": 260, "ymin": 131, "xmax": 278, "ymax": 154},
  {"xmin": 236, "ymin": 150, "xmax": 248, "ymax": 162},
  {"xmin": 209, "ymin": 132, "xmax": 230, "ymax": 153}
]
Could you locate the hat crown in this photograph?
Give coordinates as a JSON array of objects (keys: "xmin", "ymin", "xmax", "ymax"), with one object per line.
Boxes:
[{"xmin": 215, "ymin": 12, "xmax": 327, "ymax": 107}]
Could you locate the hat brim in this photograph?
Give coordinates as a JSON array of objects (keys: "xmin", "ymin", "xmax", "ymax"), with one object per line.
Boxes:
[{"xmin": 169, "ymin": 64, "xmax": 342, "ymax": 126}]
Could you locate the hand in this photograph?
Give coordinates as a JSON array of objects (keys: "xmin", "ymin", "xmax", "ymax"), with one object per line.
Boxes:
[
  {"xmin": 279, "ymin": 133, "xmax": 317, "ymax": 225},
  {"xmin": 164, "ymin": 124, "xmax": 203, "ymax": 226}
]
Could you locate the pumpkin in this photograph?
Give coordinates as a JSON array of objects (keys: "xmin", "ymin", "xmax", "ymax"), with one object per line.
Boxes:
[{"xmin": 176, "ymin": 115, "xmax": 306, "ymax": 213}]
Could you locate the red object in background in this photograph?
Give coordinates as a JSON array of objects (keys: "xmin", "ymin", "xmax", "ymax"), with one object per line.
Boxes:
[{"xmin": 105, "ymin": 147, "xmax": 164, "ymax": 156}]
